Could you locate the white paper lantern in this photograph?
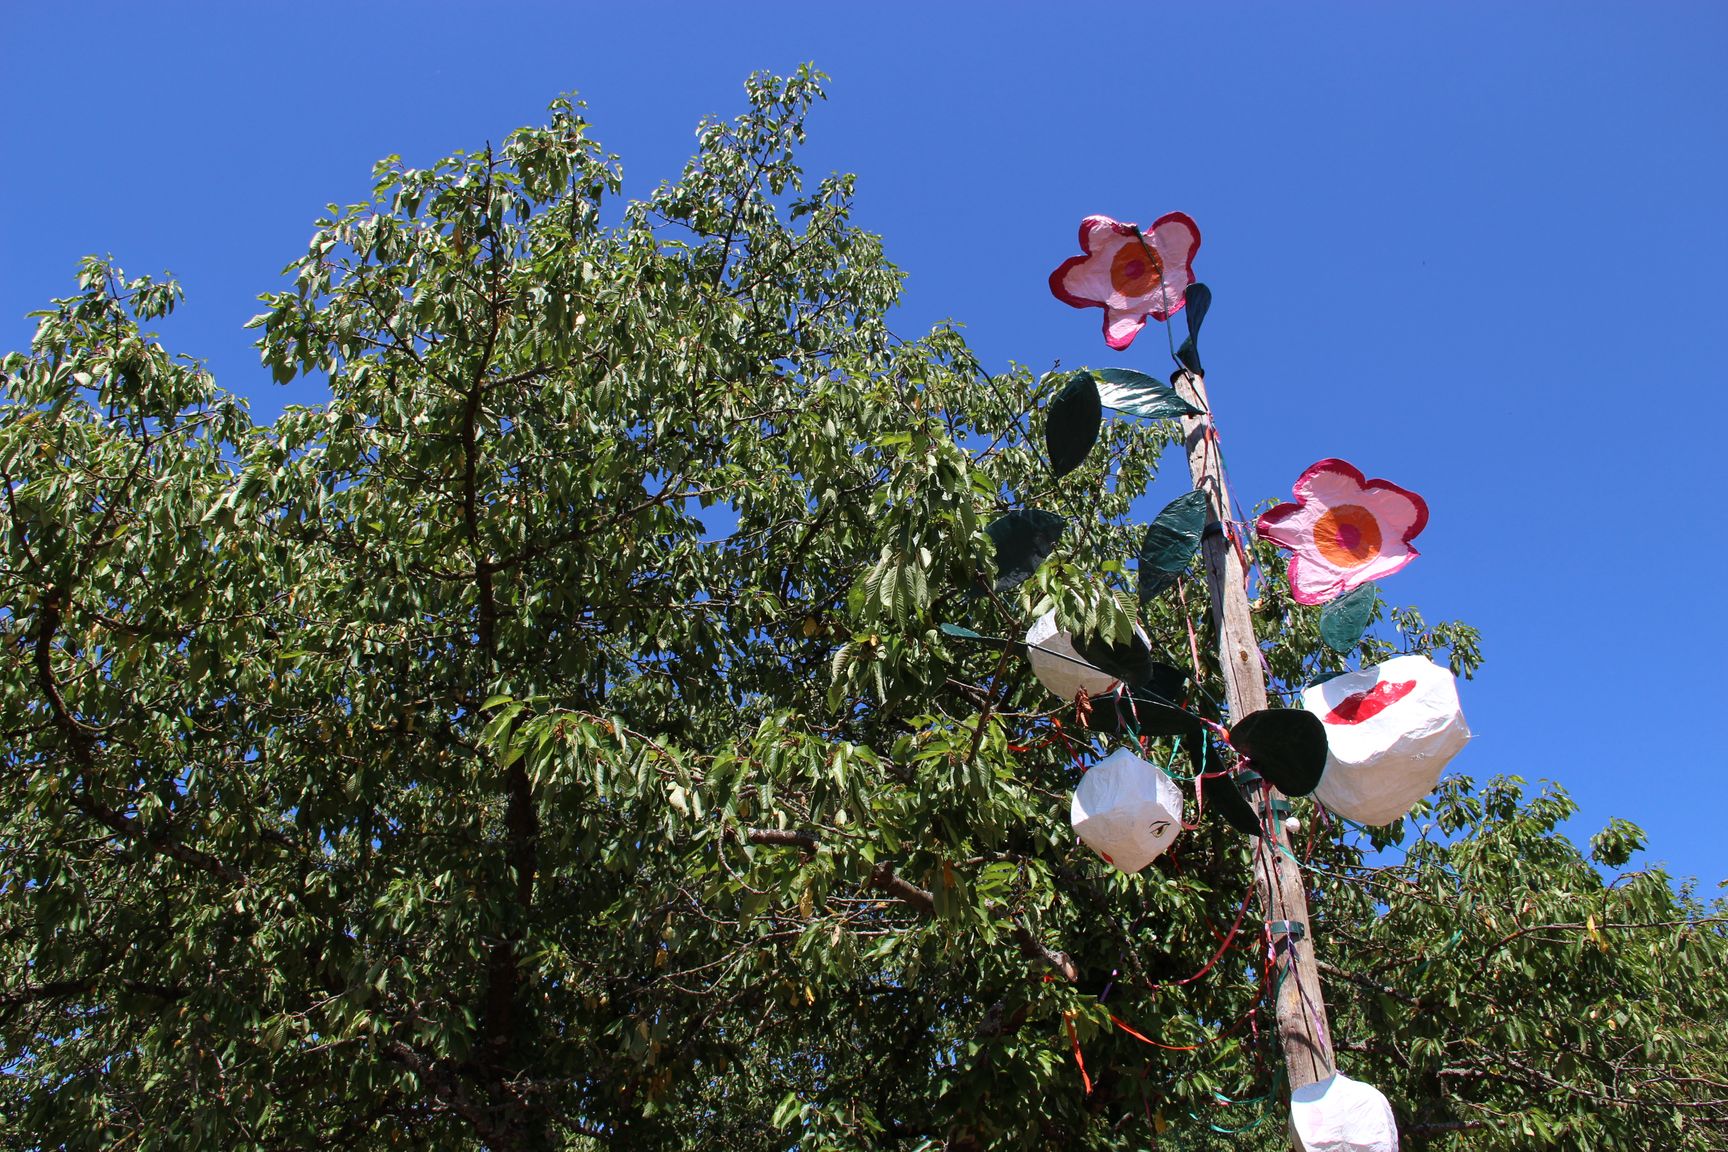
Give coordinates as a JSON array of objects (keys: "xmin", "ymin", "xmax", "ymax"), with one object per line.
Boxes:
[
  {"xmin": 1024, "ymin": 611, "xmax": 1145, "ymax": 703},
  {"xmin": 1302, "ymin": 654, "xmax": 1470, "ymax": 826},
  {"xmin": 1070, "ymin": 748, "xmax": 1183, "ymax": 874},
  {"xmin": 1289, "ymin": 1072, "xmax": 1398, "ymax": 1152}
]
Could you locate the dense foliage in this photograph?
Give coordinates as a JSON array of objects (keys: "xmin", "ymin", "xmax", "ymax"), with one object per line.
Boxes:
[{"xmin": 4, "ymin": 69, "xmax": 1724, "ymax": 1150}]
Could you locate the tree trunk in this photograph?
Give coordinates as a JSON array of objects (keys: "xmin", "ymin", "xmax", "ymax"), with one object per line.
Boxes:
[{"xmin": 1174, "ymin": 369, "xmax": 1335, "ymax": 1097}]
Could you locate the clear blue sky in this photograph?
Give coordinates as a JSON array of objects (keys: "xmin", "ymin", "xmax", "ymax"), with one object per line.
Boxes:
[{"xmin": 4, "ymin": 3, "xmax": 1724, "ymax": 888}]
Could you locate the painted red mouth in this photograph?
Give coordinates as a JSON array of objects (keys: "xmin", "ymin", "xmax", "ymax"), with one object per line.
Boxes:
[{"xmin": 1324, "ymin": 680, "xmax": 1417, "ymax": 725}]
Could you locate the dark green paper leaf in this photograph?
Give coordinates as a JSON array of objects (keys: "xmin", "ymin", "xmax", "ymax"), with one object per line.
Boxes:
[
  {"xmin": 1188, "ymin": 736, "xmax": 1264, "ymax": 836},
  {"xmin": 1320, "ymin": 582, "xmax": 1378, "ymax": 653},
  {"xmin": 1204, "ymin": 768, "xmax": 1263, "ymax": 836},
  {"xmin": 1139, "ymin": 660, "xmax": 1189, "ymax": 709},
  {"xmin": 1073, "ymin": 628, "xmax": 1155, "ymax": 689},
  {"xmin": 1077, "ymin": 665, "xmax": 1196, "ymax": 737},
  {"xmin": 984, "ymin": 508, "xmax": 1065, "ymax": 592},
  {"xmin": 1227, "ymin": 709, "xmax": 1327, "ymax": 797},
  {"xmin": 1132, "ymin": 700, "xmax": 1204, "ymax": 739},
  {"xmin": 1175, "ymin": 341, "xmax": 1202, "ymax": 378},
  {"xmin": 1045, "ymin": 373, "xmax": 1101, "ymax": 478},
  {"xmin": 1175, "ymin": 340, "xmax": 1202, "ymax": 378},
  {"xmin": 1092, "ymin": 368, "xmax": 1204, "ymax": 420},
  {"xmin": 1175, "ymin": 283, "xmax": 1210, "ymax": 377},
  {"xmin": 1184, "ymin": 282, "xmax": 1211, "ymax": 340},
  {"xmin": 938, "ymin": 622, "xmax": 1018, "ymax": 651},
  {"xmin": 1138, "ymin": 490, "xmax": 1209, "ymax": 602}
]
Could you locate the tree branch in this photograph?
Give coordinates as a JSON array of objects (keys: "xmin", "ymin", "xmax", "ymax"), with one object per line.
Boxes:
[
  {"xmin": 747, "ymin": 828, "xmax": 820, "ymax": 853},
  {"xmin": 0, "ymin": 978, "xmax": 183, "ymax": 1013},
  {"xmin": 1479, "ymin": 918, "xmax": 1728, "ymax": 968},
  {"xmin": 34, "ymin": 588, "xmax": 240, "ymax": 884},
  {"xmin": 1316, "ymin": 959, "xmax": 1422, "ymax": 1009},
  {"xmin": 869, "ymin": 862, "xmax": 934, "ymax": 916},
  {"xmin": 748, "ymin": 833, "xmax": 1077, "ymax": 984},
  {"xmin": 1012, "ymin": 922, "xmax": 1079, "ymax": 984},
  {"xmin": 383, "ymin": 1039, "xmax": 497, "ymax": 1137}
]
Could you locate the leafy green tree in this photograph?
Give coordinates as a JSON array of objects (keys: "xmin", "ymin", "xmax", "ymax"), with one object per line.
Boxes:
[{"xmin": 4, "ymin": 68, "xmax": 1723, "ymax": 1151}]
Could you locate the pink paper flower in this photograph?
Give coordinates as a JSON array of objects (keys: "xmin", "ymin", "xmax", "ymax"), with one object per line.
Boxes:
[
  {"xmin": 1048, "ymin": 213, "xmax": 1201, "ymax": 350},
  {"xmin": 1256, "ymin": 459, "xmax": 1429, "ymax": 606}
]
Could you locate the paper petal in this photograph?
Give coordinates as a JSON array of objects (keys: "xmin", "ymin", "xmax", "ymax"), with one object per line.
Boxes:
[
  {"xmin": 1049, "ymin": 213, "xmax": 1203, "ymax": 348},
  {"xmin": 1256, "ymin": 459, "xmax": 1429, "ymax": 606}
]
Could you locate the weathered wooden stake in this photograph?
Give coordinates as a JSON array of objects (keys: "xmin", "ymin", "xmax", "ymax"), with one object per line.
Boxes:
[{"xmin": 1174, "ymin": 368, "xmax": 1335, "ymax": 1102}]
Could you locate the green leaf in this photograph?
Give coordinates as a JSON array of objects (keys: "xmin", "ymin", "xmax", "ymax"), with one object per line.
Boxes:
[
  {"xmin": 1092, "ymin": 368, "xmax": 1204, "ymax": 420},
  {"xmin": 975, "ymin": 860, "xmax": 1018, "ymax": 900},
  {"xmin": 0, "ymin": 72, "xmax": 1541, "ymax": 1152},
  {"xmin": 771, "ymin": 1090, "xmax": 803, "ymax": 1129},
  {"xmin": 1591, "ymin": 818, "xmax": 1648, "ymax": 868},
  {"xmin": 1175, "ymin": 283, "xmax": 1210, "ymax": 377},
  {"xmin": 1044, "ymin": 373, "xmax": 1101, "ymax": 478},
  {"xmin": 1320, "ymin": 581, "xmax": 1377, "ymax": 653},
  {"xmin": 1228, "ymin": 709, "xmax": 1327, "ymax": 797},
  {"xmin": 1137, "ymin": 490, "xmax": 1209, "ymax": 602},
  {"xmin": 984, "ymin": 508, "xmax": 1065, "ymax": 592}
]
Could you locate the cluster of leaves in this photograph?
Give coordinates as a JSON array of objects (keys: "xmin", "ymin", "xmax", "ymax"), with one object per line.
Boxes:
[
  {"xmin": 4, "ymin": 69, "xmax": 1724, "ymax": 1152},
  {"xmin": 1310, "ymin": 777, "xmax": 1728, "ymax": 1150}
]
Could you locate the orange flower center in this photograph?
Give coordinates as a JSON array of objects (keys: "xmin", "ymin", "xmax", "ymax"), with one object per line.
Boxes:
[
  {"xmin": 1314, "ymin": 504, "xmax": 1382, "ymax": 567},
  {"xmin": 1110, "ymin": 239, "xmax": 1163, "ymax": 298}
]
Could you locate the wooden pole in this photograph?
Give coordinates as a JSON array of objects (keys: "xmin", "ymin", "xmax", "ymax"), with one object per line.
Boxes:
[{"xmin": 1174, "ymin": 368, "xmax": 1335, "ymax": 1097}]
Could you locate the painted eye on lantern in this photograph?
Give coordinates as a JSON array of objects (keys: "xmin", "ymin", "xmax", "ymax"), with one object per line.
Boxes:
[{"xmin": 1071, "ymin": 749, "xmax": 1184, "ymax": 874}]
